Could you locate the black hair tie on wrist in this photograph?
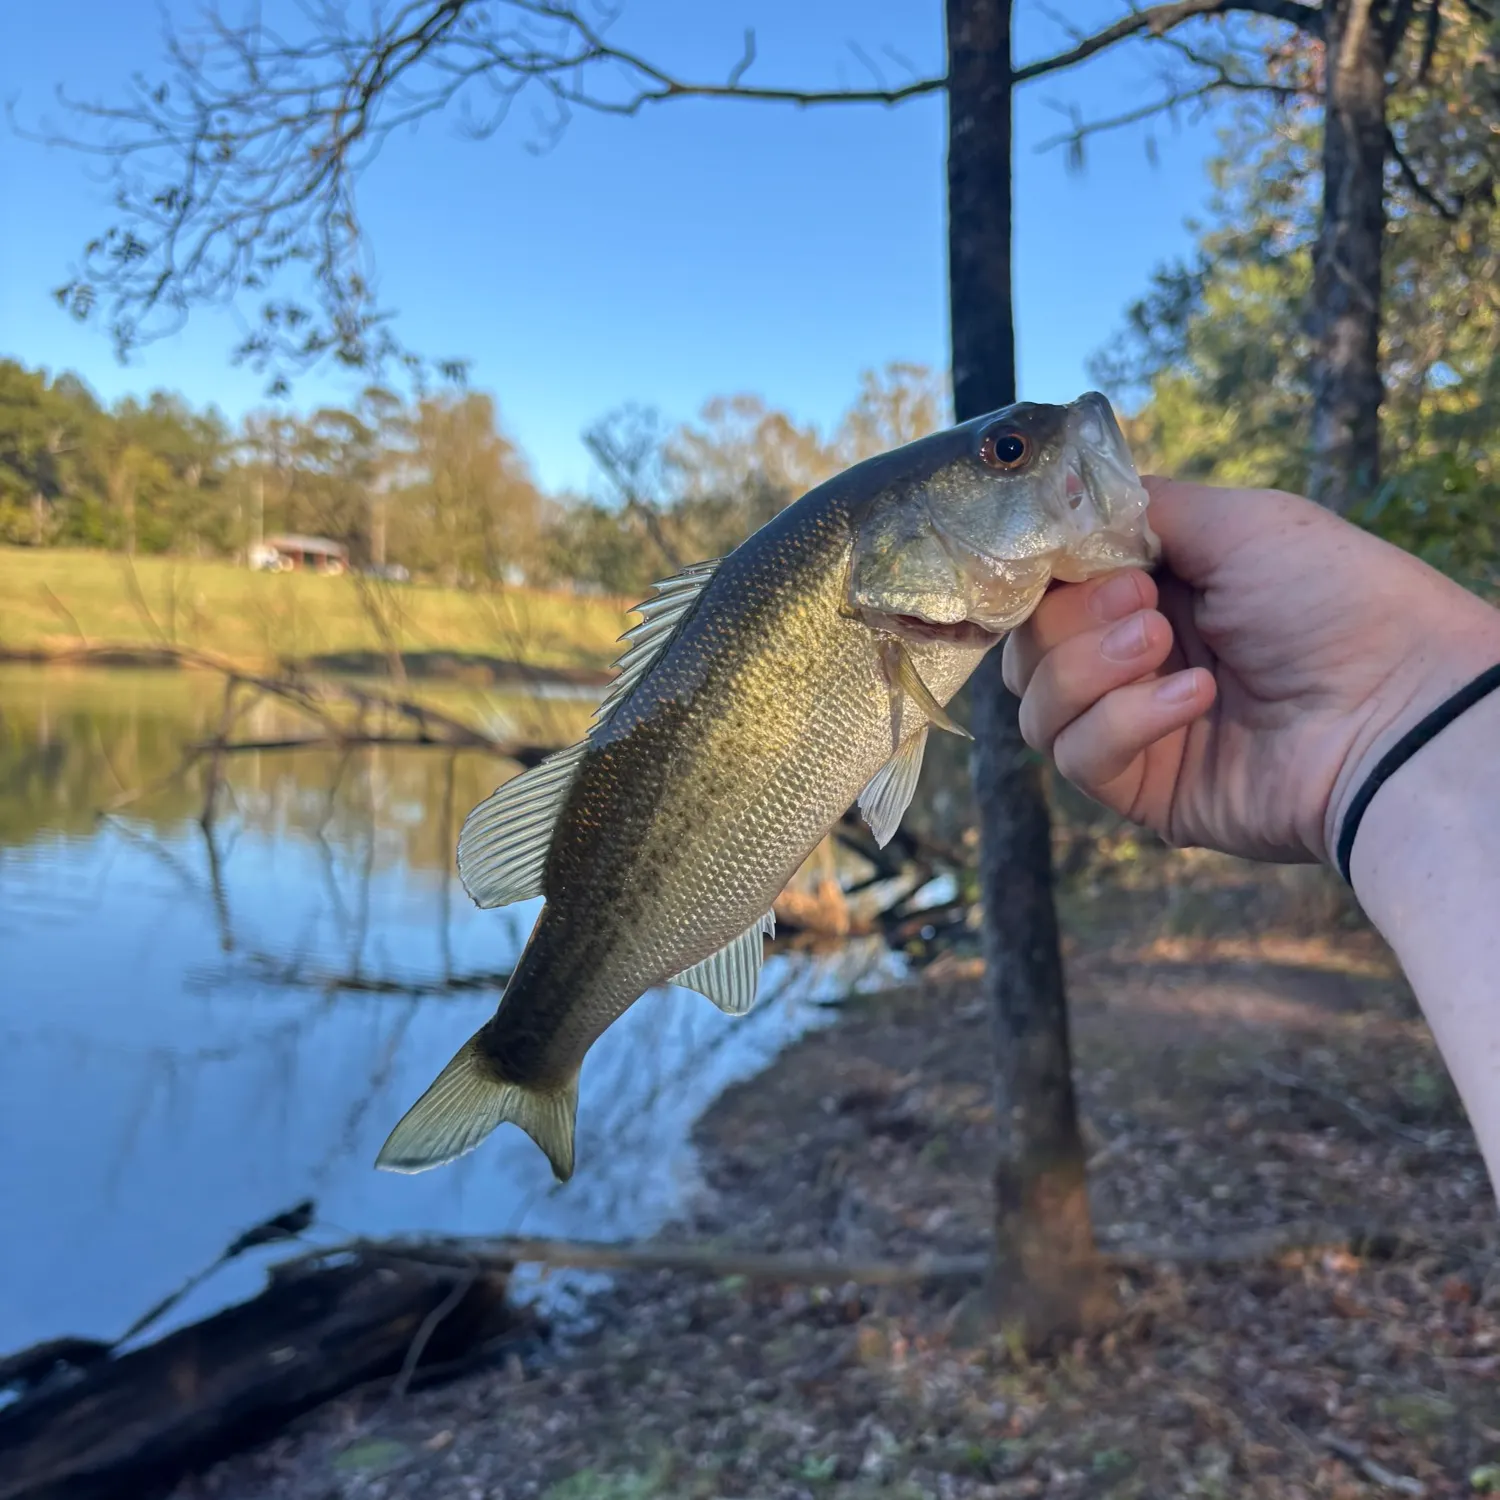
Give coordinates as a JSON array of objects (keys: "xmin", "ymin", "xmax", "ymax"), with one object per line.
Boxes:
[{"xmin": 1335, "ymin": 661, "xmax": 1500, "ymax": 887}]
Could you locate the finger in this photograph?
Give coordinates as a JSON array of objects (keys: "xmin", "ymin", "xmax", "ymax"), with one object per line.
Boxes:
[
  {"xmin": 1017, "ymin": 608, "xmax": 1176, "ymax": 752},
  {"xmin": 1002, "ymin": 567, "xmax": 1158, "ymax": 697},
  {"xmin": 1051, "ymin": 668, "xmax": 1216, "ymax": 797}
]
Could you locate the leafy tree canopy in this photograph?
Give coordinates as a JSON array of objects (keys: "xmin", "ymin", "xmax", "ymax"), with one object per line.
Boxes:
[{"xmin": 1092, "ymin": 14, "xmax": 1500, "ymax": 595}]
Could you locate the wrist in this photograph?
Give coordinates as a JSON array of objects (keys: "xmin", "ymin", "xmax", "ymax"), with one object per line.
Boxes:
[
  {"xmin": 1323, "ymin": 598, "xmax": 1500, "ymax": 870},
  {"xmin": 1336, "ymin": 668, "xmax": 1500, "ymax": 1196}
]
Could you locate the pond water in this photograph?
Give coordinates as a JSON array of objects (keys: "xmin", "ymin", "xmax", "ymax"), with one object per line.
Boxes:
[{"xmin": 0, "ymin": 665, "xmax": 904, "ymax": 1355}]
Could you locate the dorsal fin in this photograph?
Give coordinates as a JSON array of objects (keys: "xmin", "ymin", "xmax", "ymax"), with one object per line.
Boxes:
[
  {"xmin": 591, "ymin": 559, "xmax": 721, "ymax": 729},
  {"xmin": 455, "ymin": 558, "xmax": 722, "ymax": 910},
  {"xmin": 457, "ymin": 741, "xmax": 589, "ymax": 908}
]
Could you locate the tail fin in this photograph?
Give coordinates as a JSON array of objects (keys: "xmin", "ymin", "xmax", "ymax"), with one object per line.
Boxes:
[{"xmin": 375, "ymin": 1034, "xmax": 580, "ymax": 1182}]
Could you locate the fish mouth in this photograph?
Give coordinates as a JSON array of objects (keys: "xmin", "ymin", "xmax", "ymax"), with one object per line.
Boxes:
[
  {"xmin": 1064, "ymin": 459, "xmax": 1089, "ymax": 509},
  {"xmin": 873, "ymin": 612, "xmax": 1003, "ymax": 649},
  {"xmin": 1053, "ymin": 394, "xmax": 1162, "ymax": 577}
]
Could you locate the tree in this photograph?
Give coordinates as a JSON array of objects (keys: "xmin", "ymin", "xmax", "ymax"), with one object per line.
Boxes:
[
  {"xmin": 395, "ymin": 392, "xmax": 545, "ymax": 585},
  {"xmin": 104, "ymin": 392, "xmax": 233, "ymax": 555},
  {"xmin": 0, "ymin": 361, "xmax": 103, "ymax": 546},
  {"xmin": 1095, "ymin": 17, "xmax": 1500, "ymax": 595},
  {"xmin": 661, "ymin": 362, "xmax": 948, "ymax": 562},
  {"xmin": 101, "ymin": 423, "xmax": 171, "ymax": 556},
  {"xmin": 547, "ymin": 362, "xmax": 947, "ymax": 596},
  {"xmin": 1059, "ymin": 2, "xmax": 1500, "ymax": 512},
  {"xmin": 946, "ymin": 0, "xmax": 1118, "ymax": 1340},
  {"xmin": 41, "ymin": 0, "xmax": 1430, "ymax": 1343}
]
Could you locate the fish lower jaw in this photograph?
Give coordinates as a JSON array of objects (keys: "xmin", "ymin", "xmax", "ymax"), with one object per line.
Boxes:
[{"xmin": 868, "ymin": 611, "xmax": 1004, "ymax": 649}]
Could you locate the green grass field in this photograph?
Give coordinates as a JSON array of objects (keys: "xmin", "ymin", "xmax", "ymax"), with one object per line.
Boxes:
[{"xmin": 0, "ymin": 546, "xmax": 633, "ymax": 672}]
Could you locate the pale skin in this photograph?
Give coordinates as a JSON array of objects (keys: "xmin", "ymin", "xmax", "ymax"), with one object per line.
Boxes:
[{"xmin": 1001, "ymin": 477, "xmax": 1500, "ymax": 1198}]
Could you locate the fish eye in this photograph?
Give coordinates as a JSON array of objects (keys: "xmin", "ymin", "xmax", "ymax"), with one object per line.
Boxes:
[{"xmin": 980, "ymin": 430, "xmax": 1030, "ymax": 471}]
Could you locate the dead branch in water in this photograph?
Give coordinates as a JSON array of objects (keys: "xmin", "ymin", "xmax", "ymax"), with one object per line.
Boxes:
[
  {"xmin": 35, "ymin": 638, "xmax": 560, "ymax": 823},
  {"xmin": 41, "ymin": 627, "xmax": 974, "ymax": 961}
]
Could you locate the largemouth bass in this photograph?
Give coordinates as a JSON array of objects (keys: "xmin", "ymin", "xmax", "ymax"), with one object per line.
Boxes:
[{"xmin": 377, "ymin": 392, "xmax": 1159, "ymax": 1181}]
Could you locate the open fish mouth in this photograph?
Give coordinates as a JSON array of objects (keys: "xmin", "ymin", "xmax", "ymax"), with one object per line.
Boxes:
[
  {"xmin": 878, "ymin": 612, "xmax": 1004, "ymax": 649},
  {"xmin": 1064, "ymin": 459, "xmax": 1089, "ymax": 509}
]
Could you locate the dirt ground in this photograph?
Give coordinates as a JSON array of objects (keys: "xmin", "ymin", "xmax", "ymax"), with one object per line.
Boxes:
[{"xmin": 175, "ymin": 857, "xmax": 1500, "ymax": 1500}]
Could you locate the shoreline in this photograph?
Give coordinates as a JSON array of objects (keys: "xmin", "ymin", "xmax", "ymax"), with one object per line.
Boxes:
[
  {"xmin": 160, "ymin": 907, "xmax": 1498, "ymax": 1500},
  {"xmin": 0, "ymin": 643, "xmax": 615, "ymax": 693}
]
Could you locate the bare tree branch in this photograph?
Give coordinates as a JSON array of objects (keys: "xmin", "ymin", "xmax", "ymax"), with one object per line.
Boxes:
[
  {"xmin": 1386, "ymin": 123, "xmax": 1463, "ymax": 218},
  {"xmin": 1416, "ymin": 0, "xmax": 1443, "ymax": 80},
  {"xmin": 29, "ymin": 0, "xmax": 1321, "ymax": 390},
  {"xmin": 1034, "ymin": 67, "xmax": 1308, "ymax": 161},
  {"xmin": 1014, "ymin": 0, "xmax": 1320, "ymax": 85},
  {"xmin": 1381, "ymin": 0, "xmax": 1423, "ymax": 61},
  {"xmin": 582, "ymin": 405, "xmax": 684, "ymax": 571}
]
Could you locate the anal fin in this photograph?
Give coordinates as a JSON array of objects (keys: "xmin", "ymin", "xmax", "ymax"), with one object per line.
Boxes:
[{"xmin": 671, "ymin": 911, "xmax": 775, "ymax": 1016}]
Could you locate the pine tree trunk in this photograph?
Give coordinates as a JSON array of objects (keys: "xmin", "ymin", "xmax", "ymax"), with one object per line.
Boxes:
[
  {"xmin": 944, "ymin": 0, "xmax": 1113, "ymax": 1344},
  {"xmin": 1308, "ymin": 0, "xmax": 1388, "ymax": 514}
]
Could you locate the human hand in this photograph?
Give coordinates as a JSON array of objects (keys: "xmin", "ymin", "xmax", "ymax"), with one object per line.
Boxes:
[{"xmin": 1001, "ymin": 477, "xmax": 1500, "ymax": 866}]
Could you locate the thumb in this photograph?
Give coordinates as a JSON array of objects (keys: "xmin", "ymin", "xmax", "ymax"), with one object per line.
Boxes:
[{"xmin": 1140, "ymin": 474, "xmax": 1302, "ymax": 587}]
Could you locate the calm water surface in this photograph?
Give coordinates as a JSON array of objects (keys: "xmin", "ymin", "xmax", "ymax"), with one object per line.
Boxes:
[{"xmin": 0, "ymin": 665, "xmax": 902, "ymax": 1353}]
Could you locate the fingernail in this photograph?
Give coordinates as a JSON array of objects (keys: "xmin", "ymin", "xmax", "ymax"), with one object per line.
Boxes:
[
  {"xmin": 1100, "ymin": 613, "xmax": 1151, "ymax": 661},
  {"xmin": 1154, "ymin": 671, "xmax": 1200, "ymax": 705},
  {"xmin": 1089, "ymin": 571, "xmax": 1143, "ymax": 622}
]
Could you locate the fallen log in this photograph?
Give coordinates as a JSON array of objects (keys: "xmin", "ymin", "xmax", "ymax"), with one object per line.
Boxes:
[
  {"xmin": 0, "ymin": 1217, "xmax": 1472, "ymax": 1500},
  {"xmin": 285, "ymin": 1217, "xmax": 1457, "ymax": 1292},
  {"xmin": 0, "ymin": 1247, "xmax": 532, "ymax": 1500}
]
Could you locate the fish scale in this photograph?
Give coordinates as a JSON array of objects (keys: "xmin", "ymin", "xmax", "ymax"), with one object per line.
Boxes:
[{"xmin": 376, "ymin": 392, "xmax": 1159, "ymax": 1182}]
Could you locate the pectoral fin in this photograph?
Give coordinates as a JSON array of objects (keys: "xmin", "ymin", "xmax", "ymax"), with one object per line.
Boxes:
[
  {"xmin": 858, "ymin": 726, "xmax": 929, "ymax": 849},
  {"xmin": 671, "ymin": 911, "xmax": 775, "ymax": 1016},
  {"xmin": 880, "ymin": 639, "xmax": 973, "ymax": 742}
]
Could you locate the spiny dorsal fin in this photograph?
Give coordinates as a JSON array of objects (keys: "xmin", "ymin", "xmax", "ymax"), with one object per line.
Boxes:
[
  {"xmin": 457, "ymin": 741, "xmax": 588, "ymax": 909},
  {"xmin": 670, "ymin": 909, "xmax": 775, "ymax": 1016},
  {"xmin": 591, "ymin": 559, "xmax": 722, "ymax": 729},
  {"xmin": 454, "ymin": 559, "xmax": 720, "ymax": 912},
  {"xmin": 858, "ymin": 725, "xmax": 930, "ymax": 849}
]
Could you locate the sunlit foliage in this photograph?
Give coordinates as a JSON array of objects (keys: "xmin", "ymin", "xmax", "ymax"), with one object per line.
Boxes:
[{"xmin": 1093, "ymin": 14, "xmax": 1500, "ymax": 595}]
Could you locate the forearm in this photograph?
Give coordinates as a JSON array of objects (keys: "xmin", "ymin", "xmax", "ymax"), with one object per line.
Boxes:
[{"xmin": 1344, "ymin": 681, "xmax": 1500, "ymax": 1195}]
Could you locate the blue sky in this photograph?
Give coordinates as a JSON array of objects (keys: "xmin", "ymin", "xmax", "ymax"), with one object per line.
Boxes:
[{"xmin": 0, "ymin": 2, "xmax": 1228, "ymax": 494}]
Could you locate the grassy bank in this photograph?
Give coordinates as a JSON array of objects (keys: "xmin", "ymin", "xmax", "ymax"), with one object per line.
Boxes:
[{"xmin": 0, "ymin": 547, "xmax": 632, "ymax": 673}]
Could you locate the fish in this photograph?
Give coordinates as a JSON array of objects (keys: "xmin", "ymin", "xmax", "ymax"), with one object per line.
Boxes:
[{"xmin": 376, "ymin": 391, "xmax": 1160, "ymax": 1182}]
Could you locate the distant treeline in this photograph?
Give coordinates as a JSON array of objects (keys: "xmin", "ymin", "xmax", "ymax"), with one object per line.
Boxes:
[
  {"xmin": 10, "ymin": 58, "xmax": 1500, "ymax": 614},
  {"xmin": 0, "ymin": 357, "xmax": 948, "ymax": 599}
]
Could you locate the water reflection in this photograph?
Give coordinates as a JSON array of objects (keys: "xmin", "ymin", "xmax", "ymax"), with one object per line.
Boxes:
[{"xmin": 0, "ymin": 665, "xmax": 901, "ymax": 1353}]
